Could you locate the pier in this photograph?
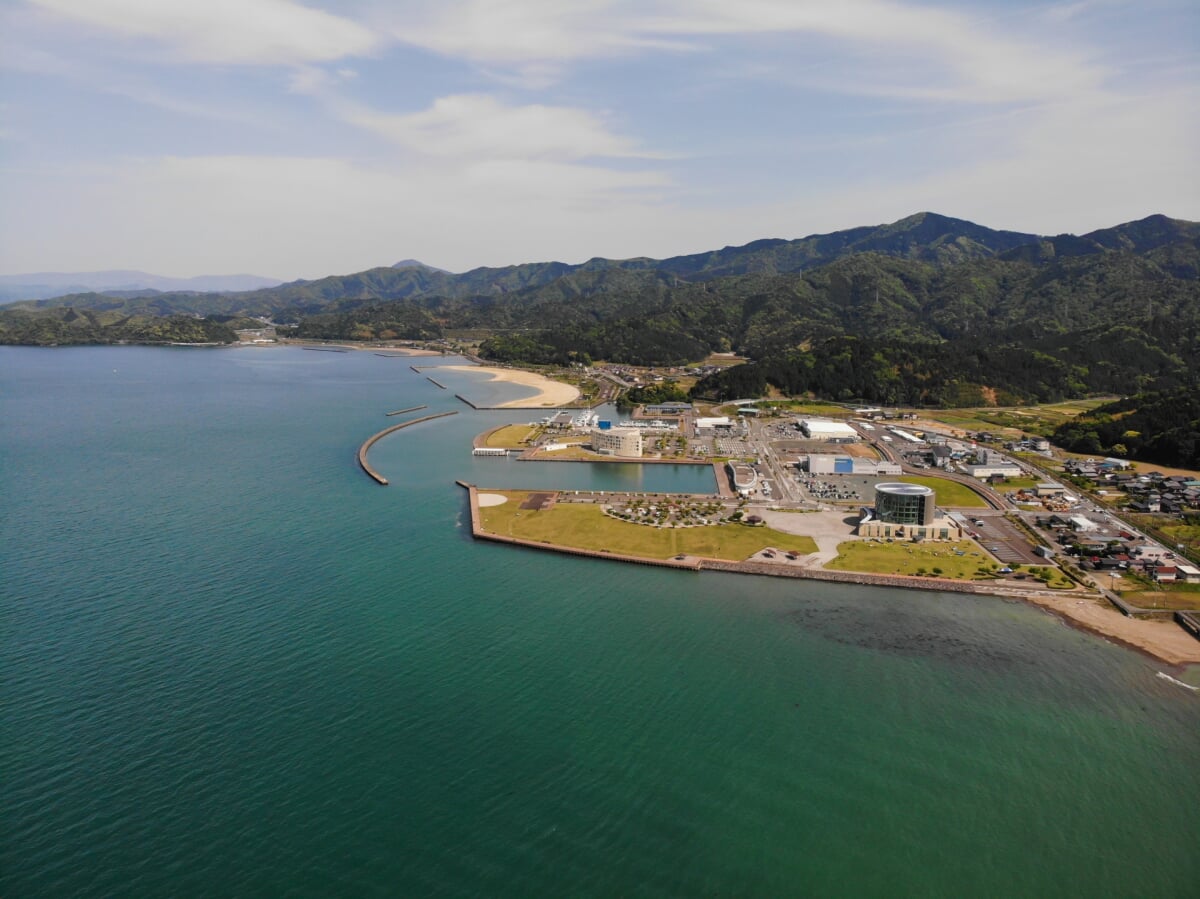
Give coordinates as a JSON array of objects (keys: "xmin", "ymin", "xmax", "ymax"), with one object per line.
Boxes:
[
  {"xmin": 426, "ymin": 376, "xmax": 447, "ymax": 389},
  {"xmin": 357, "ymin": 411, "xmax": 458, "ymax": 485},
  {"xmin": 385, "ymin": 405, "xmax": 427, "ymax": 417}
]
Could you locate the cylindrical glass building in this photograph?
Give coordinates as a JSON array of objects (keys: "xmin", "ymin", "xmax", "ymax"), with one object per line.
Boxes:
[{"xmin": 873, "ymin": 482, "xmax": 935, "ymax": 525}]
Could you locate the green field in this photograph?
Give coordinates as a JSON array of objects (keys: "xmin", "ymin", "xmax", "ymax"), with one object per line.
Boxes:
[
  {"xmin": 478, "ymin": 492, "xmax": 817, "ymax": 561},
  {"xmin": 896, "ymin": 475, "xmax": 989, "ymax": 508},
  {"xmin": 826, "ymin": 540, "xmax": 993, "ymax": 578}
]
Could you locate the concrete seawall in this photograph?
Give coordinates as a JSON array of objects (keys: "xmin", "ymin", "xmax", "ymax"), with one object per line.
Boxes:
[{"xmin": 357, "ymin": 412, "xmax": 458, "ymax": 485}]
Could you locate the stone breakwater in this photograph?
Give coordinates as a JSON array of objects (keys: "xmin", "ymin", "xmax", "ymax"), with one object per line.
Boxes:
[{"xmin": 357, "ymin": 412, "xmax": 458, "ymax": 485}]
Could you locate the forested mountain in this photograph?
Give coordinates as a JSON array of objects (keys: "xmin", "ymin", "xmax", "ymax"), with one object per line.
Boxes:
[
  {"xmin": 2, "ymin": 212, "xmax": 1044, "ymax": 320},
  {"xmin": 1051, "ymin": 383, "xmax": 1200, "ymax": 469},
  {"xmin": 5, "ymin": 213, "xmax": 1197, "ymax": 434},
  {"xmin": 0, "ymin": 306, "xmax": 236, "ymax": 345}
]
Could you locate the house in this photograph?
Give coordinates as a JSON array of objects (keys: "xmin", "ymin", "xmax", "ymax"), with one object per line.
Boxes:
[{"xmin": 1153, "ymin": 566, "xmax": 1177, "ymax": 583}]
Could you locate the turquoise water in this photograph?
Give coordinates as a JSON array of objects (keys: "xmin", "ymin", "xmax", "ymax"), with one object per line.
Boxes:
[{"xmin": 2, "ymin": 346, "xmax": 1198, "ymax": 897}]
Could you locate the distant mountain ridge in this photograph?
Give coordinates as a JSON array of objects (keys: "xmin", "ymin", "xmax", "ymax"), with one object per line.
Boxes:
[
  {"xmin": 0, "ymin": 270, "xmax": 284, "ymax": 303},
  {"xmin": 0, "ymin": 211, "xmax": 1091, "ymax": 318}
]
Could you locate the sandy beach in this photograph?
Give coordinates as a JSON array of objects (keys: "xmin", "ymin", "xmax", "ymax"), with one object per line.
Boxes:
[
  {"xmin": 1017, "ymin": 593, "xmax": 1200, "ymax": 666},
  {"xmin": 439, "ymin": 365, "xmax": 580, "ymax": 408}
]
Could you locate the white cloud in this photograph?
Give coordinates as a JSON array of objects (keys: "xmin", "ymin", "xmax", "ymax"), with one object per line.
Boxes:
[
  {"xmin": 390, "ymin": 0, "xmax": 1105, "ymax": 102},
  {"xmin": 27, "ymin": 0, "xmax": 377, "ymax": 65},
  {"xmin": 342, "ymin": 94, "xmax": 650, "ymax": 161}
]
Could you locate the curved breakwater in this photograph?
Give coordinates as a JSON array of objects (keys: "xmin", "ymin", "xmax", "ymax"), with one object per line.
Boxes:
[{"xmin": 358, "ymin": 412, "xmax": 458, "ymax": 484}]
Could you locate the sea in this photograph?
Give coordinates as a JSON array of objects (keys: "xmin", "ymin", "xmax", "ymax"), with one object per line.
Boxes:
[{"xmin": 2, "ymin": 345, "xmax": 1198, "ymax": 898}]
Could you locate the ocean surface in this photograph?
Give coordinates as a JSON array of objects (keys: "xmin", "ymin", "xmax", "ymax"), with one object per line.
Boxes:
[{"xmin": 2, "ymin": 345, "xmax": 1198, "ymax": 898}]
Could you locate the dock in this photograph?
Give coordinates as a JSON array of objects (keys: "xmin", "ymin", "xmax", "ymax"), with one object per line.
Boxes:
[
  {"xmin": 426, "ymin": 376, "xmax": 447, "ymax": 389},
  {"xmin": 357, "ymin": 411, "xmax": 458, "ymax": 485}
]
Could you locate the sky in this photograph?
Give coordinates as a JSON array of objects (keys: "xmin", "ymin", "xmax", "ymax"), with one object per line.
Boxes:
[{"xmin": 0, "ymin": 0, "xmax": 1196, "ymax": 279}]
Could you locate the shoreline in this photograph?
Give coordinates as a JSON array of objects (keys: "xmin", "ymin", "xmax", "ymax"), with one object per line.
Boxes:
[
  {"xmin": 458, "ymin": 482, "xmax": 1200, "ymax": 669},
  {"xmin": 436, "ymin": 364, "xmax": 581, "ymax": 408}
]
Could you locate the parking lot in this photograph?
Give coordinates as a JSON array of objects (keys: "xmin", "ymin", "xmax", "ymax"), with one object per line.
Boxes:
[{"xmin": 971, "ymin": 513, "xmax": 1043, "ymax": 565}]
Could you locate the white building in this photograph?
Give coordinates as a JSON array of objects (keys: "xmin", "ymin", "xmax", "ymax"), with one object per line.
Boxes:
[
  {"xmin": 964, "ymin": 462, "xmax": 1023, "ymax": 480},
  {"xmin": 799, "ymin": 419, "xmax": 858, "ymax": 439},
  {"xmin": 591, "ymin": 427, "xmax": 643, "ymax": 457}
]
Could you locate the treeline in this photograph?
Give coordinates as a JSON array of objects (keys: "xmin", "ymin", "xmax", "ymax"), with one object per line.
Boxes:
[{"xmin": 1051, "ymin": 383, "xmax": 1200, "ymax": 469}]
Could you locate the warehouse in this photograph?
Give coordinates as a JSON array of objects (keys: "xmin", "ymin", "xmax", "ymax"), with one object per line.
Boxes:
[
  {"xmin": 799, "ymin": 419, "xmax": 858, "ymax": 440},
  {"xmin": 804, "ymin": 455, "xmax": 901, "ymax": 476}
]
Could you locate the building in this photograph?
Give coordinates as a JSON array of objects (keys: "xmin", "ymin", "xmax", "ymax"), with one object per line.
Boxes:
[
  {"xmin": 857, "ymin": 482, "xmax": 963, "ymax": 541},
  {"xmin": 591, "ymin": 427, "xmax": 643, "ymax": 457},
  {"xmin": 805, "ymin": 455, "xmax": 901, "ymax": 476},
  {"xmin": 964, "ymin": 462, "xmax": 1023, "ymax": 480},
  {"xmin": 873, "ymin": 482, "xmax": 935, "ymax": 525},
  {"xmin": 799, "ymin": 419, "xmax": 858, "ymax": 440},
  {"xmin": 1175, "ymin": 563, "xmax": 1200, "ymax": 583},
  {"xmin": 727, "ymin": 462, "xmax": 757, "ymax": 495},
  {"xmin": 695, "ymin": 416, "xmax": 734, "ymax": 431},
  {"xmin": 644, "ymin": 402, "xmax": 692, "ymax": 416}
]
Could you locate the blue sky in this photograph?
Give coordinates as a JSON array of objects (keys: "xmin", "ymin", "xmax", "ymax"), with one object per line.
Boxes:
[{"xmin": 0, "ymin": 0, "xmax": 1196, "ymax": 278}]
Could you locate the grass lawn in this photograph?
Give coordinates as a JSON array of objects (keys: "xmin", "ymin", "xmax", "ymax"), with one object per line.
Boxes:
[
  {"xmin": 826, "ymin": 540, "xmax": 993, "ymax": 579},
  {"xmin": 478, "ymin": 492, "xmax": 817, "ymax": 560},
  {"xmin": 896, "ymin": 475, "xmax": 989, "ymax": 508},
  {"xmin": 482, "ymin": 423, "xmax": 541, "ymax": 448}
]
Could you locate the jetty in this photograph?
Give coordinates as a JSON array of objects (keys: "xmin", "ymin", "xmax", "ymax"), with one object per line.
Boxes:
[
  {"xmin": 303, "ymin": 346, "xmax": 349, "ymax": 353},
  {"xmin": 385, "ymin": 405, "xmax": 427, "ymax": 417},
  {"xmin": 426, "ymin": 376, "xmax": 447, "ymax": 389},
  {"xmin": 357, "ymin": 411, "xmax": 458, "ymax": 485}
]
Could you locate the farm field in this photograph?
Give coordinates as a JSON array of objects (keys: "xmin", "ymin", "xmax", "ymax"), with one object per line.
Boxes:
[{"xmin": 477, "ymin": 492, "xmax": 818, "ymax": 560}]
